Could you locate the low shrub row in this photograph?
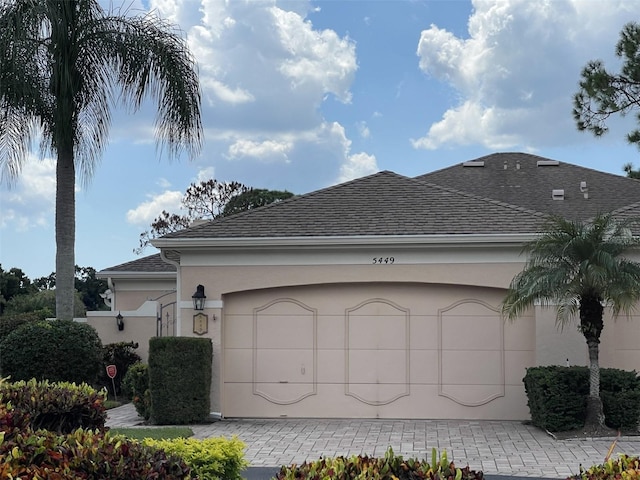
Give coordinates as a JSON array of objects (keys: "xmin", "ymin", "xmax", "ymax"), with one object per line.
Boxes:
[
  {"xmin": 572, "ymin": 455, "xmax": 640, "ymax": 480},
  {"xmin": 0, "ymin": 379, "xmax": 249, "ymax": 480},
  {"xmin": 524, "ymin": 366, "xmax": 640, "ymax": 432},
  {"xmin": 0, "ymin": 406, "xmax": 191, "ymax": 479},
  {"xmin": 276, "ymin": 448, "xmax": 483, "ymax": 480},
  {"xmin": 0, "ymin": 378, "xmax": 107, "ymax": 433},
  {"xmin": 144, "ymin": 436, "xmax": 248, "ymax": 480}
]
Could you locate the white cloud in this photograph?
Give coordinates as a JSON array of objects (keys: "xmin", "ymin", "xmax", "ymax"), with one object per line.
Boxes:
[
  {"xmin": 414, "ymin": 0, "xmax": 640, "ymax": 150},
  {"xmin": 0, "ymin": 155, "xmax": 56, "ymax": 231},
  {"xmin": 271, "ymin": 6, "xmax": 357, "ymax": 103},
  {"xmin": 227, "ymin": 139, "xmax": 293, "ymax": 162},
  {"xmin": 157, "ymin": 178, "xmax": 172, "ymax": 189},
  {"xmin": 126, "ymin": 190, "xmax": 184, "ymax": 226},
  {"xmin": 186, "ymin": 0, "xmax": 357, "ymax": 130},
  {"xmin": 356, "ymin": 121, "xmax": 370, "ymax": 139},
  {"xmin": 338, "ymin": 152, "xmax": 378, "ymax": 183},
  {"xmin": 102, "ymin": 0, "xmax": 359, "ymax": 188},
  {"xmin": 196, "ymin": 167, "xmax": 216, "ymax": 182},
  {"xmin": 200, "ymin": 78, "xmax": 255, "ymax": 105}
]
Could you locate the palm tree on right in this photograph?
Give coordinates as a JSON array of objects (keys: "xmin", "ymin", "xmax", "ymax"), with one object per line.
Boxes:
[{"xmin": 502, "ymin": 213, "xmax": 640, "ymax": 432}]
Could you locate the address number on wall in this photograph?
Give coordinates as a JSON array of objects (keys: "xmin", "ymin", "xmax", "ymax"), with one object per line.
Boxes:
[{"xmin": 372, "ymin": 257, "xmax": 395, "ymax": 264}]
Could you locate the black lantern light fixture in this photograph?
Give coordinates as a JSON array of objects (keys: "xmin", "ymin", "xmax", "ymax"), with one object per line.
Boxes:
[
  {"xmin": 116, "ymin": 312, "xmax": 124, "ymax": 331},
  {"xmin": 192, "ymin": 284, "xmax": 206, "ymax": 311}
]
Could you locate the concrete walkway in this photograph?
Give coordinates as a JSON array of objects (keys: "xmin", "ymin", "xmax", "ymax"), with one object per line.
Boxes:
[{"xmin": 107, "ymin": 403, "xmax": 640, "ymax": 478}]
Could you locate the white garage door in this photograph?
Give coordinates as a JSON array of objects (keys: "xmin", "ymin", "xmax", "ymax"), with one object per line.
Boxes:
[{"xmin": 222, "ymin": 283, "xmax": 533, "ymax": 419}]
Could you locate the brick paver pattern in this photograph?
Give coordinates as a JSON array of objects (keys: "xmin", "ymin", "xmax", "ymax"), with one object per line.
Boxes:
[{"xmin": 107, "ymin": 403, "xmax": 640, "ymax": 478}]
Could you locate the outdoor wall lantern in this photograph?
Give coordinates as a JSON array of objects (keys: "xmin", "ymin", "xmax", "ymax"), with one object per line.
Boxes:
[
  {"xmin": 115, "ymin": 312, "xmax": 124, "ymax": 331},
  {"xmin": 192, "ymin": 285, "xmax": 206, "ymax": 311}
]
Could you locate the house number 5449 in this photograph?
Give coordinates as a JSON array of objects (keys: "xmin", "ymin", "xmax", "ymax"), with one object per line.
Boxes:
[{"xmin": 372, "ymin": 257, "xmax": 395, "ymax": 264}]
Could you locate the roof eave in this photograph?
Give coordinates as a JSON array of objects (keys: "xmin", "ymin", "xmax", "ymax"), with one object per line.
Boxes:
[
  {"xmin": 151, "ymin": 233, "xmax": 538, "ymax": 249},
  {"xmin": 96, "ymin": 271, "xmax": 177, "ymax": 279}
]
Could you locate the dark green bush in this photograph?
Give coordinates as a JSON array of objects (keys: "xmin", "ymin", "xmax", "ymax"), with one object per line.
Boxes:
[
  {"xmin": 0, "ymin": 378, "xmax": 107, "ymax": 433},
  {"xmin": 98, "ymin": 341, "xmax": 142, "ymax": 397},
  {"xmin": 148, "ymin": 337, "xmax": 212, "ymax": 424},
  {"xmin": 600, "ymin": 368, "xmax": 640, "ymax": 430},
  {"xmin": 523, "ymin": 366, "xmax": 588, "ymax": 431},
  {"xmin": 0, "ymin": 319, "xmax": 103, "ymax": 385},
  {"xmin": 0, "ymin": 310, "xmax": 47, "ymax": 343},
  {"xmin": 122, "ymin": 362, "xmax": 151, "ymax": 421},
  {"xmin": 524, "ymin": 366, "xmax": 640, "ymax": 432}
]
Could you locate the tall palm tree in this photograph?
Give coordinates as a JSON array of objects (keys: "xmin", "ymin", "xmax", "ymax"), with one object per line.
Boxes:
[
  {"xmin": 0, "ymin": 0, "xmax": 202, "ymax": 320},
  {"xmin": 502, "ymin": 214, "xmax": 640, "ymax": 431}
]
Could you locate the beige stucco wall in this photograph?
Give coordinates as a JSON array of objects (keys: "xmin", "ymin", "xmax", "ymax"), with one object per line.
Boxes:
[
  {"xmin": 108, "ymin": 278, "xmax": 175, "ymax": 312},
  {"xmin": 94, "ymin": 244, "xmax": 640, "ymax": 419},
  {"xmin": 176, "ymin": 259, "xmax": 532, "ymax": 417},
  {"xmin": 86, "ymin": 301, "xmax": 163, "ymax": 362}
]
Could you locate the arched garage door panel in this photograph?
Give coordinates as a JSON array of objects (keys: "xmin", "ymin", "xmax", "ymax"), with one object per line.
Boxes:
[{"xmin": 222, "ymin": 283, "xmax": 533, "ymax": 419}]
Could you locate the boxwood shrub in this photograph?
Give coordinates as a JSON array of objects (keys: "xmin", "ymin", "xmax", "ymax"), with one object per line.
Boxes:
[
  {"xmin": 0, "ymin": 319, "xmax": 103, "ymax": 385},
  {"xmin": 148, "ymin": 336, "xmax": 212, "ymax": 424},
  {"xmin": 524, "ymin": 366, "xmax": 640, "ymax": 432}
]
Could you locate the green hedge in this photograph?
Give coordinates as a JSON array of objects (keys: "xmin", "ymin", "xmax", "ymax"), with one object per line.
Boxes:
[
  {"xmin": 0, "ymin": 319, "xmax": 103, "ymax": 385},
  {"xmin": 148, "ymin": 337, "xmax": 212, "ymax": 424},
  {"xmin": 144, "ymin": 436, "xmax": 248, "ymax": 480},
  {"xmin": 523, "ymin": 366, "xmax": 640, "ymax": 432}
]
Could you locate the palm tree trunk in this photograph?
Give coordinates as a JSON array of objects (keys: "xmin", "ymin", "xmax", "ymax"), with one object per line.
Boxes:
[
  {"xmin": 55, "ymin": 146, "xmax": 75, "ymax": 320},
  {"xmin": 580, "ymin": 294, "xmax": 605, "ymax": 430},
  {"xmin": 585, "ymin": 338, "xmax": 605, "ymax": 429}
]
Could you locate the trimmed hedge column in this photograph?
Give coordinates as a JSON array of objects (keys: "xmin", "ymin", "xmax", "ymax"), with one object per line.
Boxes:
[{"xmin": 148, "ymin": 337, "xmax": 213, "ymax": 424}]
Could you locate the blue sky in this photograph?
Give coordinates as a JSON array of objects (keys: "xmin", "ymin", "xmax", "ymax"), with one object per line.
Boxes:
[{"xmin": 3, "ymin": 0, "xmax": 640, "ymax": 279}]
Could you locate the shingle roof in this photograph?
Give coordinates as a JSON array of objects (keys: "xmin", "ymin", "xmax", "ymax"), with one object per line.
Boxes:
[
  {"xmin": 162, "ymin": 170, "xmax": 547, "ymax": 239},
  {"xmin": 99, "ymin": 254, "xmax": 175, "ymax": 273},
  {"xmin": 415, "ymin": 152, "xmax": 640, "ymax": 221}
]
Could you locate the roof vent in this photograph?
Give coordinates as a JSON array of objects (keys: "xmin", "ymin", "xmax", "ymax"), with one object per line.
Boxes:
[
  {"xmin": 552, "ymin": 189, "xmax": 565, "ymax": 200},
  {"xmin": 537, "ymin": 160, "xmax": 560, "ymax": 166},
  {"xmin": 462, "ymin": 161, "xmax": 484, "ymax": 167},
  {"xmin": 580, "ymin": 181, "xmax": 589, "ymax": 199}
]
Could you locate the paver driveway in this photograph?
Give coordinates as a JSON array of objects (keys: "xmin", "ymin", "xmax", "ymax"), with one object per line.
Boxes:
[{"xmin": 107, "ymin": 403, "xmax": 640, "ymax": 478}]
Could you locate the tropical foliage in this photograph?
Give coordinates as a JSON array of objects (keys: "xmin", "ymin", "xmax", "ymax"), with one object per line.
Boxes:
[
  {"xmin": 0, "ymin": 0, "xmax": 202, "ymax": 320},
  {"xmin": 502, "ymin": 214, "xmax": 640, "ymax": 430}
]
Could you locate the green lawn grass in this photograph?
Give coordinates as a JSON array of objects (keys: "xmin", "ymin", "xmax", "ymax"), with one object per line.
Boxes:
[{"xmin": 110, "ymin": 426, "xmax": 193, "ymax": 440}]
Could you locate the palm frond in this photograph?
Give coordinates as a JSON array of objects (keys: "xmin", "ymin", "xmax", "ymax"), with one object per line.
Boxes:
[{"xmin": 502, "ymin": 213, "xmax": 640, "ymax": 328}]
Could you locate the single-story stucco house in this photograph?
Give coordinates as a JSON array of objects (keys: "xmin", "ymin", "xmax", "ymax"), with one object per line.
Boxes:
[{"xmin": 87, "ymin": 152, "xmax": 640, "ymax": 420}]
